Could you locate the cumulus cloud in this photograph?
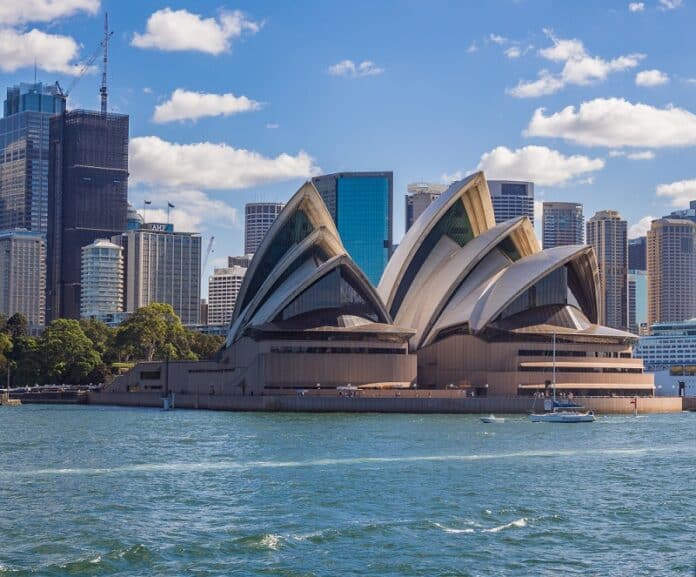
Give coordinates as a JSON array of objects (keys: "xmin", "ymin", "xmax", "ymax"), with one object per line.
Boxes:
[
  {"xmin": 476, "ymin": 145, "xmax": 604, "ymax": 186},
  {"xmin": 328, "ymin": 59, "xmax": 384, "ymax": 78},
  {"xmin": 153, "ymin": 89, "xmax": 261, "ymax": 123},
  {"xmin": 135, "ymin": 189, "xmax": 238, "ymax": 232},
  {"xmin": 659, "ymin": 0, "xmax": 683, "ymax": 9},
  {"xmin": 466, "ymin": 42, "xmax": 478, "ymax": 54},
  {"xmin": 508, "ymin": 30, "xmax": 643, "ymax": 97},
  {"xmin": 441, "ymin": 170, "xmax": 464, "ymax": 183},
  {"xmin": 635, "ymin": 69, "xmax": 669, "ymax": 86},
  {"xmin": 0, "ymin": 28, "xmax": 91, "ymax": 75},
  {"xmin": 656, "ymin": 178, "xmax": 696, "ymax": 206},
  {"xmin": 489, "ymin": 33, "xmax": 507, "ymax": 45},
  {"xmin": 0, "ymin": 0, "xmax": 98, "ymax": 25},
  {"xmin": 609, "ymin": 149, "xmax": 655, "ymax": 160},
  {"xmin": 129, "ymin": 136, "xmax": 320, "ymax": 190},
  {"xmin": 629, "ymin": 216, "xmax": 656, "ymax": 238},
  {"xmin": 132, "ymin": 8, "xmax": 260, "ymax": 54},
  {"xmin": 628, "ymin": 2, "xmax": 645, "ymax": 11},
  {"xmin": 265, "ymin": 123, "xmax": 279, "ymax": 129},
  {"xmin": 505, "ymin": 46, "xmax": 521, "ymax": 59},
  {"xmin": 525, "ymin": 98, "xmax": 696, "ymax": 148}
]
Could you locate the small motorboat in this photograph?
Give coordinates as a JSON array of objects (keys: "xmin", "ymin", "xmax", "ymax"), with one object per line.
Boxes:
[{"xmin": 480, "ymin": 414, "xmax": 505, "ymax": 423}]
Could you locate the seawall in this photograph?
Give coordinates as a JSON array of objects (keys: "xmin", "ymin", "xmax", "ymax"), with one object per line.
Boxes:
[{"xmin": 89, "ymin": 391, "xmax": 685, "ymax": 414}]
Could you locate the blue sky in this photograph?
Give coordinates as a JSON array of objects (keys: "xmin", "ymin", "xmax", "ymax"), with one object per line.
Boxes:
[{"xmin": 2, "ymin": 0, "xmax": 696, "ymax": 295}]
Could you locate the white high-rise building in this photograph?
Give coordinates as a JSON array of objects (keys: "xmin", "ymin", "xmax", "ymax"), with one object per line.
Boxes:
[
  {"xmin": 487, "ymin": 180, "xmax": 535, "ymax": 225},
  {"xmin": 405, "ymin": 183, "xmax": 448, "ymax": 231},
  {"xmin": 0, "ymin": 230, "xmax": 45, "ymax": 327},
  {"xmin": 80, "ymin": 239, "xmax": 123, "ymax": 320},
  {"xmin": 245, "ymin": 203, "xmax": 284, "ymax": 255},
  {"xmin": 113, "ymin": 224, "xmax": 202, "ymax": 325},
  {"xmin": 208, "ymin": 266, "xmax": 247, "ymax": 326}
]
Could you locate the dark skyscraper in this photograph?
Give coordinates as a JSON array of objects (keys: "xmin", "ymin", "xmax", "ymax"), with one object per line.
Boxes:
[
  {"xmin": 312, "ymin": 172, "xmax": 393, "ymax": 285},
  {"xmin": 0, "ymin": 82, "xmax": 65, "ymax": 233},
  {"xmin": 47, "ymin": 109, "xmax": 129, "ymax": 320},
  {"xmin": 628, "ymin": 236, "xmax": 647, "ymax": 271}
]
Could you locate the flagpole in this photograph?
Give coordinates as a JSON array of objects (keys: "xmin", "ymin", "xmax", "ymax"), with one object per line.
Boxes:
[{"xmin": 167, "ymin": 202, "xmax": 171, "ymax": 225}]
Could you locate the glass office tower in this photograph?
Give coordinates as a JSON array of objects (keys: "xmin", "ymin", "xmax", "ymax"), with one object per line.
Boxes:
[
  {"xmin": 0, "ymin": 82, "xmax": 65, "ymax": 233},
  {"xmin": 47, "ymin": 109, "xmax": 129, "ymax": 320},
  {"xmin": 312, "ymin": 172, "xmax": 393, "ymax": 285}
]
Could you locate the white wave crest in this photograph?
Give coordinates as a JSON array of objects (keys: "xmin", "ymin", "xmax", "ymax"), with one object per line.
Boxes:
[{"xmin": 482, "ymin": 518, "xmax": 527, "ymax": 533}]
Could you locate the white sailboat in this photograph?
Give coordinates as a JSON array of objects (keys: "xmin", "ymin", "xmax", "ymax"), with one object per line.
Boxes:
[{"xmin": 528, "ymin": 333, "xmax": 595, "ymax": 423}]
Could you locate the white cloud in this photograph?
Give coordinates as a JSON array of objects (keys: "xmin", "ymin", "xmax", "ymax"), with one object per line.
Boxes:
[
  {"xmin": 0, "ymin": 0, "xmax": 98, "ymax": 25},
  {"xmin": 656, "ymin": 178, "xmax": 696, "ymax": 206},
  {"xmin": 628, "ymin": 2, "xmax": 645, "ymax": 11},
  {"xmin": 659, "ymin": 0, "xmax": 683, "ymax": 9},
  {"xmin": 135, "ymin": 189, "xmax": 238, "ymax": 232},
  {"xmin": 635, "ymin": 69, "xmax": 669, "ymax": 86},
  {"xmin": 629, "ymin": 216, "xmax": 656, "ymax": 238},
  {"xmin": 466, "ymin": 42, "xmax": 478, "ymax": 54},
  {"xmin": 609, "ymin": 150, "xmax": 656, "ymax": 160},
  {"xmin": 526, "ymin": 98, "xmax": 696, "ymax": 148},
  {"xmin": 129, "ymin": 136, "xmax": 320, "ymax": 190},
  {"xmin": 0, "ymin": 28, "xmax": 91, "ymax": 75},
  {"xmin": 328, "ymin": 59, "xmax": 384, "ymax": 78},
  {"xmin": 153, "ymin": 89, "xmax": 261, "ymax": 123},
  {"xmin": 477, "ymin": 145, "xmax": 604, "ymax": 186},
  {"xmin": 441, "ymin": 170, "xmax": 464, "ymax": 183},
  {"xmin": 508, "ymin": 30, "xmax": 643, "ymax": 97},
  {"xmin": 505, "ymin": 46, "xmax": 521, "ymax": 59},
  {"xmin": 132, "ymin": 8, "xmax": 260, "ymax": 54},
  {"xmin": 489, "ymin": 33, "xmax": 507, "ymax": 45},
  {"xmin": 143, "ymin": 87, "xmax": 152, "ymax": 94},
  {"xmin": 265, "ymin": 123, "xmax": 279, "ymax": 129}
]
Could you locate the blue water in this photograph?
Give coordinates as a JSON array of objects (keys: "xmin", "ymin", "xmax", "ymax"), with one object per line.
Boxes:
[{"xmin": 0, "ymin": 405, "xmax": 694, "ymax": 576}]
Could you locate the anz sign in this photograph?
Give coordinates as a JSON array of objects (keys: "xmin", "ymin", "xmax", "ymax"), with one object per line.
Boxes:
[{"xmin": 144, "ymin": 223, "xmax": 174, "ymax": 233}]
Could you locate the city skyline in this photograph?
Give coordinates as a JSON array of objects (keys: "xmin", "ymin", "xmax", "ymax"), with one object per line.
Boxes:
[{"xmin": 1, "ymin": 1, "xmax": 695, "ymax": 290}]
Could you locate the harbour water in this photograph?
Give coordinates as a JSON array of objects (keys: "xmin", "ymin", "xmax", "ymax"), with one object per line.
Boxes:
[{"xmin": 1, "ymin": 405, "xmax": 694, "ymax": 576}]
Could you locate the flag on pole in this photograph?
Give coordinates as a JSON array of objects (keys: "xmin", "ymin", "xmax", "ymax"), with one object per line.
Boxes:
[
  {"xmin": 144, "ymin": 200, "xmax": 152, "ymax": 205},
  {"xmin": 168, "ymin": 202, "xmax": 175, "ymax": 208}
]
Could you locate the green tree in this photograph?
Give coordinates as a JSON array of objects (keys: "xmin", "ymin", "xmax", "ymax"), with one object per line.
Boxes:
[
  {"xmin": 6, "ymin": 313, "xmax": 28, "ymax": 339},
  {"xmin": 187, "ymin": 330, "xmax": 224, "ymax": 360},
  {"xmin": 79, "ymin": 319, "xmax": 117, "ymax": 362},
  {"xmin": 40, "ymin": 319, "xmax": 102, "ymax": 384},
  {"xmin": 115, "ymin": 303, "xmax": 194, "ymax": 362},
  {"xmin": 0, "ymin": 332, "xmax": 12, "ymax": 381},
  {"xmin": 9, "ymin": 336, "xmax": 43, "ymax": 386}
]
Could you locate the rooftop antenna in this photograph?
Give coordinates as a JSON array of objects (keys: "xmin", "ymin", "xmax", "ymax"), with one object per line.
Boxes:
[
  {"xmin": 100, "ymin": 12, "xmax": 110, "ymax": 115},
  {"xmin": 33, "ymin": 58, "xmax": 37, "ymax": 84}
]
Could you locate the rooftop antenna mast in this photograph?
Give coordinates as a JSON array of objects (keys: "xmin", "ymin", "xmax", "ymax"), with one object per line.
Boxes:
[{"xmin": 100, "ymin": 12, "xmax": 110, "ymax": 115}]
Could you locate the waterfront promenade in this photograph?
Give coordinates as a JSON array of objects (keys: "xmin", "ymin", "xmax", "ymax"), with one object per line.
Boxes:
[{"xmin": 89, "ymin": 389, "xmax": 684, "ymax": 414}]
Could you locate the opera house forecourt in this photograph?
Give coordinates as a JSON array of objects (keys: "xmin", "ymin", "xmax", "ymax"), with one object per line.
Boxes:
[{"xmin": 100, "ymin": 172, "xmax": 667, "ymax": 412}]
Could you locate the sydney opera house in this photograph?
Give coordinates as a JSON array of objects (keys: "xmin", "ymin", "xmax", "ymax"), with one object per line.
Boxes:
[{"xmin": 109, "ymin": 172, "xmax": 654, "ymax": 398}]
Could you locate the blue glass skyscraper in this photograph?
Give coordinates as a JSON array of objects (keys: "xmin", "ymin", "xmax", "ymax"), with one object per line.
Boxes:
[
  {"xmin": 0, "ymin": 82, "xmax": 65, "ymax": 234},
  {"xmin": 312, "ymin": 172, "xmax": 393, "ymax": 285}
]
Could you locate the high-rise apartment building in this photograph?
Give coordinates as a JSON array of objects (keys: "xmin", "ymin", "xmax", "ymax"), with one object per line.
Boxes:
[
  {"xmin": 312, "ymin": 172, "xmax": 393, "ymax": 285},
  {"xmin": 647, "ymin": 218, "xmax": 696, "ymax": 325},
  {"xmin": 0, "ymin": 82, "xmax": 65, "ymax": 234},
  {"xmin": 488, "ymin": 180, "xmax": 535, "ymax": 226},
  {"xmin": 628, "ymin": 269, "xmax": 648, "ymax": 335},
  {"xmin": 245, "ymin": 202, "xmax": 284, "ymax": 255},
  {"xmin": 586, "ymin": 210, "xmax": 627, "ymax": 329},
  {"xmin": 0, "ymin": 230, "xmax": 45, "ymax": 327},
  {"xmin": 665, "ymin": 200, "xmax": 696, "ymax": 222},
  {"xmin": 47, "ymin": 109, "xmax": 129, "ymax": 320},
  {"xmin": 80, "ymin": 238, "xmax": 123, "ymax": 320},
  {"xmin": 207, "ymin": 265, "xmax": 247, "ymax": 326},
  {"xmin": 405, "ymin": 183, "xmax": 447, "ymax": 231},
  {"xmin": 113, "ymin": 224, "xmax": 201, "ymax": 325},
  {"xmin": 542, "ymin": 202, "xmax": 584, "ymax": 249},
  {"xmin": 628, "ymin": 236, "xmax": 647, "ymax": 271}
]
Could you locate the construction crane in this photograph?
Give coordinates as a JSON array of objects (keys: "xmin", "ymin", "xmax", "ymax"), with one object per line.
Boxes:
[
  {"xmin": 54, "ymin": 13, "xmax": 113, "ymax": 109},
  {"xmin": 201, "ymin": 236, "xmax": 216, "ymax": 285}
]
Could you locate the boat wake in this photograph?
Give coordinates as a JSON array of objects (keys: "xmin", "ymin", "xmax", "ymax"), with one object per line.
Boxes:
[
  {"xmin": 432, "ymin": 522, "xmax": 475, "ymax": 534},
  {"xmin": 482, "ymin": 518, "xmax": 527, "ymax": 533}
]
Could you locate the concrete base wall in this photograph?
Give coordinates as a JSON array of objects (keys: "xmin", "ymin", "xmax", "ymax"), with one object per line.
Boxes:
[{"xmin": 89, "ymin": 392, "xmax": 684, "ymax": 414}]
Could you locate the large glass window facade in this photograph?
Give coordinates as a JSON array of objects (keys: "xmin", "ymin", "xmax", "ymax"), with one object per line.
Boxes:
[{"xmin": 275, "ymin": 267, "xmax": 381, "ymax": 327}]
